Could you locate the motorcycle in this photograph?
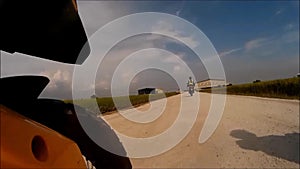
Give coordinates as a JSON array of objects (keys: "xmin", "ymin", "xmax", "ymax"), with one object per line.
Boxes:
[
  {"xmin": 188, "ymin": 85, "xmax": 195, "ymax": 96},
  {"xmin": 1, "ymin": 76, "xmax": 132, "ymax": 169},
  {"xmin": 0, "ymin": 1, "xmax": 132, "ymax": 168}
]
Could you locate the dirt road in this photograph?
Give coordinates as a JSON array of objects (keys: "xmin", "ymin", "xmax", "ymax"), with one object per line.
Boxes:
[{"xmin": 103, "ymin": 92, "xmax": 299, "ymax": 168}]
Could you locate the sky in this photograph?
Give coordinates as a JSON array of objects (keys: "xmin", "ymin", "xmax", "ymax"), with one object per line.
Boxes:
[{"xmin": 1, "ymin": 0, "xmax": 299, "ymax": 99}]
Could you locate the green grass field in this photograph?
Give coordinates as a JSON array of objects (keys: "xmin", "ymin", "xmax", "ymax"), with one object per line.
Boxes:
[
  {"xmin": 200, "ymin": 77, "xmax": 300, "ymax": 100},
  {"xmin": 65, "ymin": 92, "xmax": 179, "ymax": 114}
]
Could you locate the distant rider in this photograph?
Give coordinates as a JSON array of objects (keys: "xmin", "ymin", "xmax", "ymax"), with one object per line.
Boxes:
[
  {"xmin": 187, "ymin": 76, "xmax": 195, "ymax": 96},
  {"xmin": 187, "ymin": 76, "xmax": 195, "ymax": 87}
]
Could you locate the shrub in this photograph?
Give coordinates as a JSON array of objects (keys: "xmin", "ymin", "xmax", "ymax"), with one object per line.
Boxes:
[
  {"xmin": 201, "ymin": 77, "xmax": 300, "ymax": 100},
  {"xmin": 65, "ymin": 92, "xmax": 179, "ymax": 114}
]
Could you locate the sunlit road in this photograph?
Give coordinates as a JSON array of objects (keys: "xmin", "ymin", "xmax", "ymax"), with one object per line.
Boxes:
[{"xmin": 103, "ymin": 92, "xmax": 299, "ymax": 168}]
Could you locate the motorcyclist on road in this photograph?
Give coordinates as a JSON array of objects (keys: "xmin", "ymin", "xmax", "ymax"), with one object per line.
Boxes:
[
  {"xmin": 187, "ymin": 76, "xmax": 195, "ymax": 96},
  {"xmin": 187, "ymin": 76, "xmax": 195, "ymax": 87}
]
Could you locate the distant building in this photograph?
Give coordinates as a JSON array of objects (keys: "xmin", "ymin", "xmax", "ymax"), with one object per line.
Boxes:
[
  {"xmin": 197, "ymin": 79, "xmax": 227, "ymax": 89},
  {"xmin": 253, "ymin": 79, "xmax": 261, "ymax": 83},
  {"xmin": 155, "ymin": 88, "xmax": 164, "ymax": 94},
  {"xmin": 138, "ymin": 88, "xmax": 164, "ymax": 95},
  {"xmin": 90, "ymin": 94, "xmax": 97, "ymax": 98}
]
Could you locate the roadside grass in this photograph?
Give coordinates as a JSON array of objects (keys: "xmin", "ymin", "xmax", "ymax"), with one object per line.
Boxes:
[
  {"xmin": 64, "ymin": 92, "xmax": 179, "ymax": 114},
  {"xmin": 200, "ymin": 77, "xmax": 300, "ymax": 100}
]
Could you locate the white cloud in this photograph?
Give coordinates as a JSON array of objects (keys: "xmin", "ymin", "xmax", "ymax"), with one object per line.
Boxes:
[
  {"xmin": 175, "ymin": 1, "xmax": 185, "ymax": 16},
  {"xmin": 221, "ymin": 28, "xmax": 299, "ymax": 59},
  {"xmin": 97, "ymin": 80, "xmax": 109, "ymax": 88},
  {"xmin": 173, "ymin": 65, "xmax": 181, "ymax": 71},
  {"xmin": 151, "ymin": 20, "xmax": 199, "ymax": 49},
  {"xmin": 244, "ymin": 38, "xmax": 269, "ymax": 51},
  {"xmin": 162, "ymin": 53, "xmax": 184, "ymax": 63},
  {"xmin": 219, "ymin": 48, "xmax": 242, "ymax": 57},
  {"xmin": 176, "ymin": 10, "xmax": 181, "ymax": 16},
  {"xmin": 275, "ymin": 9, "xmax": 283, "ymax": 16},
  {"xmin": 40, "ymin": 69, "xmax": 72, "ymax": 90},
  {"xmin": 281, "ymin": 30, "xmax": 299, "ymax": 43},
  {"xmin": 284, "ymin": 23, "xmax": 295, "ymax": 31}
]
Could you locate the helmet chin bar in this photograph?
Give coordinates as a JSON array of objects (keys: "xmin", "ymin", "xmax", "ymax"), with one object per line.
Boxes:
[{"xmin": 0, "ymin": 0, "xmax": 90, "ymax": 64}]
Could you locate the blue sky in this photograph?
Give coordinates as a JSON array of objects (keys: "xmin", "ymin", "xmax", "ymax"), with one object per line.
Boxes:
[
  {"xmin": 127, "ymin": 1, "xmax": 299, "ymax": 56},
  {"xmin": 1, "ymin": 1, "xmax": 299, "ymax": 99},
  {"xmin": 131, "ymin": 0, "xmax": 299, "ymax": 83},
  {"xmin": 182, "ymin": 1, "xmax": 299, "ymax": 51}
]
